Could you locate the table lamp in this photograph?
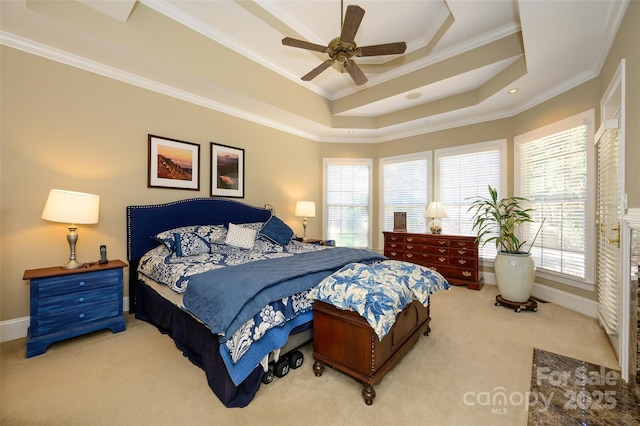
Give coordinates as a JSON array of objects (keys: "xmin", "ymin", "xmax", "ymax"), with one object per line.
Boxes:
[
  {"xmin": 41, "ymin": 189, "xmax": 100, "ymax": 269},
  {"xmin": 425, "ymin": 201, "xmax": 447, "ymax": 234},
  {"xmin": 294, "ymin": 201, "xmax": 315, "ymax": 241}
]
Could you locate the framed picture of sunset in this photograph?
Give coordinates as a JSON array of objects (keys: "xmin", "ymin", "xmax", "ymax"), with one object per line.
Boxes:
[
  {"xmin": 148, "ymin": 134, "xmax": 200, "ymax": 190},
  {"xmin": 210, "ymin": 142, "xmax": 244, "ymax": 198}
]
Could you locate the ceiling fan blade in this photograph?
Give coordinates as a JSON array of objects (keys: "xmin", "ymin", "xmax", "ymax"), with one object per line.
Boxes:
[
  {"xmin": 282, "ymin": 37, "xmax": 328, "ymax": 53},
  {"xmin": 344, "ymin": 59, "xmax": 368, "ymax": 86},
  {"xmin": 358, "ymin": 42, "xmax": 407, "ymax": 57},
  {"xmin": 340, "ymin": 5, "xmax": 365, "ymax": 43},
  {"xmin": 301, "ymin": 59, "xmax": 335, "ymax": 81}
]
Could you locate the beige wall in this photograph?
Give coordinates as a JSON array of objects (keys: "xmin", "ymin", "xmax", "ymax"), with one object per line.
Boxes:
[
  {"xmin": 0, "ymin": 47, "xmax": 322, "ymax": 321},
  {"xmin": 1, "ymin": 1, "xmax": 638, "ymax": 323}
]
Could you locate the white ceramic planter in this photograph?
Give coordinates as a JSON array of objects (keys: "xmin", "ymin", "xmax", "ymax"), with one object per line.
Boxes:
[{"xmin": 494, "ymin": 252, "xmax": 536, "ymax": 303}]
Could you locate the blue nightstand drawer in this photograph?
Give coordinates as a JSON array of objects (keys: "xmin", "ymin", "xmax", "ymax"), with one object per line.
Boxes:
[
  {"xmin": 38, "ymin": 288, "xmax": 120, "ymax": 316},
  {"xmin": 36, "ymin": 301, "xmax": 121, "ymax": 336},
  {"xmin": 35, "ymin": 269, "xmax": 119, "ymax": 298}
]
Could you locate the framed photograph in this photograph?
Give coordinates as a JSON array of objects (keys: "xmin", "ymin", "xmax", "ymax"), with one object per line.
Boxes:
[
  {"xmin": 210, "ymin": 142, "xmax": 244, "ymax": 198},
  {"xmin": 148, "ymin": 134, "xmax": 200, "ymax": 190}
]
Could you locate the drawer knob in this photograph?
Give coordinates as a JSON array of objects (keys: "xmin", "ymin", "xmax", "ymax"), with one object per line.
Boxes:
[
  {"xmin": 438, "ymin": 240, "xmax": 446, "ymax": 245},
  {"xmin": 407, "ymin": 238, "xmax": 413, "ymax": 242},
  {"xmin": 78, "ymin": 297, "xmax": 85, "ymax": 303},
  {"xmin": 79, "ymin": 313, "xmax": 85, "ymax": 319},
  {"xmin": 438, "ymin": 257, "xmax": 446, "ymax": 262},
  {"xmin": 391, "ymin": 251, "xmax": 397, "ymax": 256},
  {"xmin": 463, "ymin": 271, "xmax": 472, "ymax": 277},
  {"xmin": 407, "ymin": 253, "xmax": 413, "ymax": 258},
  {"xmin": 407, "ymin": 245, "xmax": 413, "ymax": 250},
  {"xmin": 458, "ymin": 259, "xmax": 467, "ymax": 265},
  {"xmin": 78, "ymin": 281, "xmax": 85, "ymax": 287},
  {"xmin": 458, "ymin": 250, "xmax": 466, "ymax": 255},
  {"xmin": 439, "ymin": 248, "xmax": 446, "ymax": 253}
]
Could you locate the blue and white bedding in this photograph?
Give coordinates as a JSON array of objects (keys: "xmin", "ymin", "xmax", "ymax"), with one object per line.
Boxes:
[
  {"xmin": 307, "ymin": 260, "xmax": 450, "ymax": 340},
  {"xmin": 137, "ymin": 222, "xmax": 386, "ymax": 386}
]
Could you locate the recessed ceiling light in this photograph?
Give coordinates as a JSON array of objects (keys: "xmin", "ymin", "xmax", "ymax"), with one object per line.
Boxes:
[
  {"xmin": 347, "ymin": 130, "xmax": 355, "ymax": 134},
  {"xmin": 508, "ymin": 88, "xmax": 519, "ymax": 94},
  {"xmin": 406, "ymin": 92, "xmax": 421, "ymax": 100}
]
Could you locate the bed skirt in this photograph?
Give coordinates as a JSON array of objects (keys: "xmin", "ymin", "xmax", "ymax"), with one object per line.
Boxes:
[{"xmin": 135, "ymin": 281, "xmax": 264, "ymax": 407}]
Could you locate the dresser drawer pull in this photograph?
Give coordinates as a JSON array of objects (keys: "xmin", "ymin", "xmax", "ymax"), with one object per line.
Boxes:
[
  {"xmin": 390, "ymin": 251, "xmax": 398, "ymax": 256},
  {"xmin": 438, "ymin": 257, "xmax": 446, "ymax": 262},
  {"xmin": 79, "ymin": 313, "xmax": 85, "ymax": 319},
  {"xmin": 407, "ymin": 253, "xmax": 414, "ymax": 258},
  {"xmin": 406, "ymin": 244, "xmax": 413, "ymax": 250},
  {"xmin": 458, "ymin": 249, "xmax": 467, "ymax": 255},
  {"xmin": 438, "ymin": 240, "xmax": 446, "ymax": 245},
  {"xmin": 390, "ymin": 243, "xmax": 398, "ymax": 248},
  {"xmin": 438, "ymin": 248, "xmax": 446, "ymax": 253},
  {"xmin": 458, "ymin": 242, "xmax": 467, "ymax": 247},
  {"xmin": 78, "ymin": 297, "xmax": 85, "ymax": 303},
  {"xmin": 458, "ymin": 259, "xmax": 467, "ymax": 265},
  {"xmin": 78, "ymin": 281, "xmax": 85, "ymax": 287},
  {"xmin": 390, "ymin": 236, "xmax": 399, "ymax": 241},
  {"xmin": 407, "ymin": 237, "xmax": 414, "ymax": 242},
  {"xmin": 462, "ymin": 271, "xmax": 472, "ymax": 277}
]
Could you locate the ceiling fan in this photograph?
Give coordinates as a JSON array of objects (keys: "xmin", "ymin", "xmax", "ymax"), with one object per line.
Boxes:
[{"xmin": 282, "ymin": 2, "xmax": 407, "ymax": 86}]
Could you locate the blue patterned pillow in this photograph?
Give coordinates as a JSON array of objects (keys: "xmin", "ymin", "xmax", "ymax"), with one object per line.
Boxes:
[
  {"xmin": 154, "ymin": 225, "xmax": 226, "ymax": 251},
  {"xmin": 174, "ymin": 232, "xmax": 211, "ymax": 257},
  {"xmin": 259, "ymin": 215, "xmax": 294, "ymax": 246}
]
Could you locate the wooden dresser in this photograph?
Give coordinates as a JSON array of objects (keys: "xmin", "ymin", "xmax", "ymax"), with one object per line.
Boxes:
[{"xmin": 383, "ymin": 232, "xmax": 483, "ymax": 290}]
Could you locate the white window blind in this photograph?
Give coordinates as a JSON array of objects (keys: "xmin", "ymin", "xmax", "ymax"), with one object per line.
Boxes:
[
  {"xmin": 596, "ymin": 125, "xmax": 620, "ymax": 334},
  {"xmin": 436, "ymin": 141, "xmax": 505, "ymax": 260},
  {"xmin": 324, "ymin": 158, "xmax": 372, "ymax": 248},
  {"xmin": 515, "ymin": 111, "xmax": 595, "ymax": 283},
  {"xmin": 380, "ymin": 153, "xmax": 431, "ymax": 233}
]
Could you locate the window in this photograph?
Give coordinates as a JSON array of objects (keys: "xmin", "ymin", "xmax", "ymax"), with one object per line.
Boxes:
[
  {"xmin": 380, "ymin": 152, "xmax": 431, "ymax": 234},
  {"xmin": 515, "ymin": 110, "xmax": 595, "ymax": 287},
  {"xmin": 435, "ymin": 140, "xmax": 506, "ymax": 260},
  {"xmin": 323, "ymin": 158, "xmax": 372, "ymax": 248}
]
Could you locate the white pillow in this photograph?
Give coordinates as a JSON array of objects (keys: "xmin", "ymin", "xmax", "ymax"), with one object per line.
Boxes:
[{"xmin": 225, "ymin": 223, "xmax": 257, "ymax": 249}]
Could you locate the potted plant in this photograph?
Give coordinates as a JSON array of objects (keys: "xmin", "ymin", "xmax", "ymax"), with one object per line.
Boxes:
[{"xmin": 467, "ymin": 185, "xmax": 537, "ymax": 303}]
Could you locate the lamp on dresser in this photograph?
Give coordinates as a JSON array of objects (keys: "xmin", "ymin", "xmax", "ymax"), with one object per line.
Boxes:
[
  {"xmin": 41, "ymin": 189, "xmax": 100, "ymax": 269},
  {"xmin": 295, "ymin": 201, "xmax": 316, "ymax": 241},
  {"xmin": 425, "ymin": 201, "xmax": 447, "ymax": 234}
]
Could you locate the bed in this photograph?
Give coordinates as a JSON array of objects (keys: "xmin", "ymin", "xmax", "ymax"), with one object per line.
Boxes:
[{"xmin": 126, "ymin": 198, "xmax": 449, "ymax": 408}]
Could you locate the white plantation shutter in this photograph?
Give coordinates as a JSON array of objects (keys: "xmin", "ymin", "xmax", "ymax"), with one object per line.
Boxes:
[
  {"xmin": 515, "ymin": 110, "xmax": 594, "ymax": 282},
  {"xmin": 596, "ymin": 124, "xmax": 620, "ymax": 334},
  {"xmin": 324, "ymin": 159, "xmax": 372, "ymax": 248},
  {"xmin": 380, "ymin": 153, "xmax": 430, "ymax": 233},
  {"xmin": 436, "ymin": 141, "xmax": 504, "ymax": 260}
]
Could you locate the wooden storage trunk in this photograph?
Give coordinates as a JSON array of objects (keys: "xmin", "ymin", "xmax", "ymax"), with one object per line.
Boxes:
[{"xmin": 312, "ymin": 299, "xmax": 431, "ymax": 405}]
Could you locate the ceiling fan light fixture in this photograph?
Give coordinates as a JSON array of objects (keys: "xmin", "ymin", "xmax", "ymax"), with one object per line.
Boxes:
[
  {"xmin": 281, "ymin": 2, "xmax": 407, "ymax": 86},
  {"xmin": 508, "ymin": 88, "xmax": 519, "ymax": 94},
  {"xmin": 406, "ymin": 92, "xmax": 421, "ymax": 100}
]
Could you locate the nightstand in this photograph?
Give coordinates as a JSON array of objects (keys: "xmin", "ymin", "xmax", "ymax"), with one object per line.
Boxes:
[{"xmin": 23, "ymin": 260, "xmax": 127, "ymax": 358}]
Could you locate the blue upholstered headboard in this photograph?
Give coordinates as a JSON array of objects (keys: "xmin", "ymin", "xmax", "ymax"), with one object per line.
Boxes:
[{"xmin": 126, "ymin": 198, "xmax": 272, "ymax": 312}]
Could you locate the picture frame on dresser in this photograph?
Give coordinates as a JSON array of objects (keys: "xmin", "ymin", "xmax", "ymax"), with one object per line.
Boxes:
[
  {"xmin": 210, "ymin": 142, "xmax": 244, "ymax": 198},
  {"xmin": 148, "ymin": 134, "xmax": 200, "ymax": 190}
]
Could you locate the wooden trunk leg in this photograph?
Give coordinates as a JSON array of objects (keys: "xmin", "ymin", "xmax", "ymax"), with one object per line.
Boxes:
[
  {"xmin": 313, "ymin": 360, "xmax": 325, "ymax": 377},
  {"xmin": 362, "ymin": 384, "xmax": 376, "ymax": 405}
]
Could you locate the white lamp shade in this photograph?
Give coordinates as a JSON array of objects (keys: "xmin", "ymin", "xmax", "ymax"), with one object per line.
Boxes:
[
  {"xmin": 42, "ymin": 189, "xmax": 100, "ymax": 224},
  {"xmin": 425, "ymin": 201, "xmax": 448, "ymax": 218},
  {"xmin": 295, "ymin": 201, "xmax": 316, "ymax": 218}
]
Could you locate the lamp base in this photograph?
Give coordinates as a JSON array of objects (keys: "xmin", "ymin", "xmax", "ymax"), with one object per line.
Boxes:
[
  {"xmin": 429, "ymin": 219, "xmax": 443, "ymax": 234},
  {"xmin": 61, "ymin": 259, "xmax": 83, "ymax": 269}
]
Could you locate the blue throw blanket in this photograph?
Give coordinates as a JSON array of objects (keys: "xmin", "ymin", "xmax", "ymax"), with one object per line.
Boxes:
[{"xmin": 183, "ymin": 247, "xmax": 386, "ymax": 341}]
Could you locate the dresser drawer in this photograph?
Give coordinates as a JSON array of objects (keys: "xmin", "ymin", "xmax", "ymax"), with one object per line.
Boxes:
[
  {"xmin": 385, "ymin": 249, "xmax": 405, "ymax": 260},
  {"xmin": 450, "ymin": 256, "xmax": 477, "ymax": 268},
  {"xmin": 449, "ymin": 239, "xmax": 475, "ymax": 249},
  {"xmin": 451, "ymin": 247, "xmax": 475, "ymax": 258},
  {"xmin": 37, "ymin": 288, "xmax": 120, "ymax": 316},
  {"xmin": 426, "ymin": 237, "xmax": 450, "ymax": 247},
  {"xmin": 404, "ymin": 235, "xmax": 430, "ymax": 245},
  {"xmin": 426, "ymin": 246, "xmax": 449, "ymax": 255},
  {"xmin": 35, "ymin": 269, "xmax": 121, "ymax": 298},
  {"xmin": 385, "ymin": 241, "xmax": 405, "ymax": 251},
  {"xmin": 35, "ymin": 301, "xmax": 121, "ymax": 336}
]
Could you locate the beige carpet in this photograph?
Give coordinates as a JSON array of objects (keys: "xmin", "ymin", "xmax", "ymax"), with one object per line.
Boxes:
[{"xmin": 1, "ymin": 285, "xmax": 618, "ymax": 426}]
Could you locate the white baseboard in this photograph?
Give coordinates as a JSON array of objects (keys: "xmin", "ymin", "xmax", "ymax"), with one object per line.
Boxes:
[
  {"xmin": 0, "ymin": 298, "xmax": 130, "ymax": 343},
  {"xmin": 483, "ymin": 271, "xmax": 597, "ymax": 318}
]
